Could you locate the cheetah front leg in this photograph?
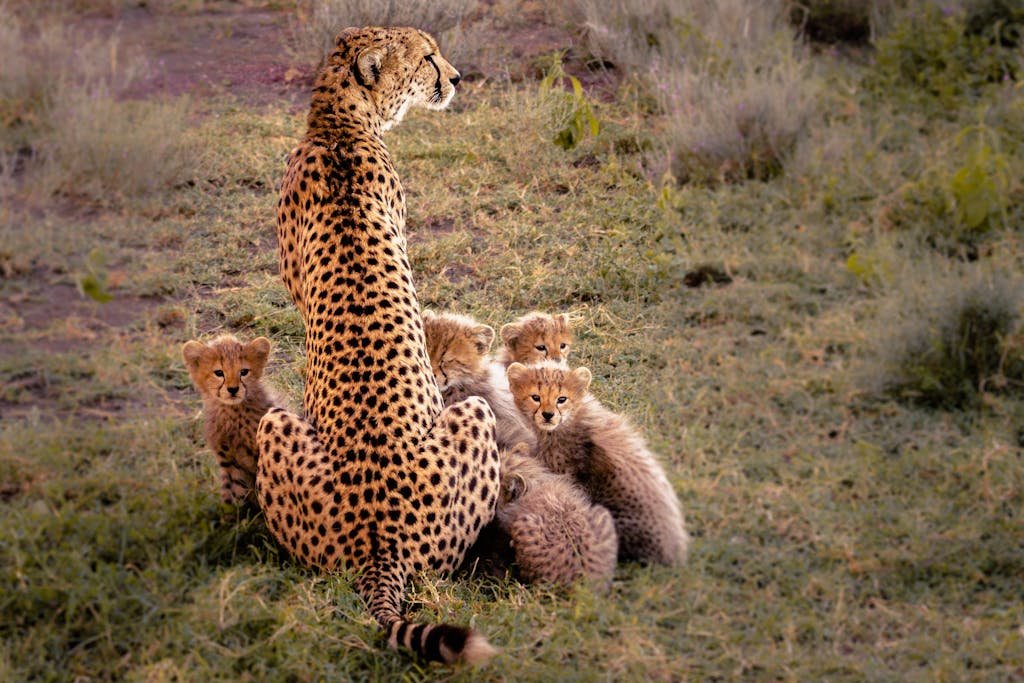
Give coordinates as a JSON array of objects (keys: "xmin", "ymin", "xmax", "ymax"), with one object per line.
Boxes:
[{"xmin": 414, "ymin": 396, "xmax": 502, "ymax": 573}]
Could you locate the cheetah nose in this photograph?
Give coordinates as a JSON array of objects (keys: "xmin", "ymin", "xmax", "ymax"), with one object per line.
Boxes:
[
  {"xmin": 541, "ymin": 411, "xmax": 554, "ymax": 421},
  {"xmin": 450, "ymin": 73, "xmax": 461, "ymax": 87},
  {"xmin": 227, "ymin": 386, "xmax": 239, "ymax": 396}
]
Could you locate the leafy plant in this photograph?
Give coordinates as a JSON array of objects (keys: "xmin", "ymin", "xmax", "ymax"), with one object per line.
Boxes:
[
  {"xmin": 76, "ymin": 247, "xmax": 113, "ymax": 303},
  {"xmin": 949, "ymin": 121, "xmax": 1011, "ymax": 232},
  {"xmin": 538, "ymin": 54, "xmax": 600, "ymax": 151}
]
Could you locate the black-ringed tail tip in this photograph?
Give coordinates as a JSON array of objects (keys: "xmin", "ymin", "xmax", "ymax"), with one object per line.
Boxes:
[{"xmin": 388, "ymin": 621, "xmax": 498, "ymax": 664}]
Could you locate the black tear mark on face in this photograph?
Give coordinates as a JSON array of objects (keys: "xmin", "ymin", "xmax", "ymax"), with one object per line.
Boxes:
[{"xmin": 424, "ymin": 54, "xmax": 442, "ymax": 101}]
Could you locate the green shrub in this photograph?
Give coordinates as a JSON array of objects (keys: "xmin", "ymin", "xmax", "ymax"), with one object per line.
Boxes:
[
  {"xmin": 867, "ymin": 4, "xmax": 1020, "ymax": 109},
  {"xmin": 964, "ymin": 0, "xmax": 1024, "ymax": 46},
  {"xmin": 865, "ymin": 266, "xmax": 1023, "ymax": 408}
]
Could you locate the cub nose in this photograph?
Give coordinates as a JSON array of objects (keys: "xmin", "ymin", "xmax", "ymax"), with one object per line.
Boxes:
[
  {"xmin": 541, "ymin": 411, "xmax": 554, "ymax": 421},
  {"xmin": 450, "ymin": 73, "xmax": 461, "ymax": 87},
  {"xmin": 227, "ymin": 386, "xmax": 239, "ymax": 396}
]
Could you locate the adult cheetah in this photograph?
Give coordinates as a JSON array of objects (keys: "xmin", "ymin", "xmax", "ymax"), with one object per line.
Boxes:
[{"xmin": 256, "ymin": 26, "xmax": 501, "ymax": 664}]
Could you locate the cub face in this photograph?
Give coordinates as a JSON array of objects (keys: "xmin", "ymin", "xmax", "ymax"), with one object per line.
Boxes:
[
  {"xmin": 506, "ymin": 362, "xmax": 592, "ymax": 432},
  {"xmin": 422, "ymin": 310, "xmax": 495, "ymax": 391},
  {"xmin": 331, "ymin": 26, "xmax": 461, "ymax": 127},
  {"xmin": 500, "ymin": 312, "xmax": 573, "ymax": 366},
  {"xmin": 182, "ymin": 335, "xmax": 271, "ymax": 406}
]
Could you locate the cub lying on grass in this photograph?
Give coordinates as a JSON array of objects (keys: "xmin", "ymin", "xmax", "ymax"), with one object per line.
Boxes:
[
  {"xmin": 422, "ymin": 309, "xmax": 535, "ymax": 450},
  {"xmin": 182, "ymin": 334, "xmax": 274, "ymax": 506},
  {"xmin": 507, "ymin": 361, "xmax": 690, "ymax": 566},
  {"xmin": 497, "ymin": 443, "xmax": 618, "ymax": 589}
]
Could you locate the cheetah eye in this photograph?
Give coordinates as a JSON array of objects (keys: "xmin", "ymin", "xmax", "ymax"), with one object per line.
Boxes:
[
  {"xmin": 213, "ymin": 369, "xmax": 224, "ymax": 378},
  {"xmin": 535, "ymin": 345, "xmax": 546, "ymax": 352},
  {"xmin": 556, "ymin": 396, "xmax": 568, "ymax": 405},
  {"xmin": 560, "ymin": 343, "xmax": 568, "ymax": 350},
  {"xmin": 240, "ymin": 368, "xmax": 250, "ymax": 376},
  {"xmin": 530, "ymin": 394, "xmax": 541, "ymax": 403}
]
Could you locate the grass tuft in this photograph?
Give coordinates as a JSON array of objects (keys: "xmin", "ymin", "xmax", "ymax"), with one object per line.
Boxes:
[{"xmin": 863, "ymin": 265, "xmax": 1024, "ymax": 408}]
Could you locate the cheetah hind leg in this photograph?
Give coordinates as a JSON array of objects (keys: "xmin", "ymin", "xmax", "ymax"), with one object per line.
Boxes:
[
  {"xmin": 378, "ymin": 395, "xmax": 502, "ymax": 663},
  {"xmin": 255, "ymin": 403, "xmax": 501, "ymax": 664}
]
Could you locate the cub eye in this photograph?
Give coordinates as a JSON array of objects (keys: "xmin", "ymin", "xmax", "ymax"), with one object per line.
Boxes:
[
  {"xmin": 240, "ymin": 369, "xmax": 250, "ymax": 376},
  {"xmin": 213, "ymin": 369, "xmax": 224, "ymax": 378},
  {"xmin": 535, "ymin": 345, "xmax": 546, "ymax": 352},
  {"xmin": 556, "ymin": 396, "xmax": 568, "ymax": 405},
  {"xmin": 560, "ymin": 343, "xmax": 568, "ymax": 350},
  {"xmin": 530, "ymin": 394, "xmax": 541, "ymax": 403}
]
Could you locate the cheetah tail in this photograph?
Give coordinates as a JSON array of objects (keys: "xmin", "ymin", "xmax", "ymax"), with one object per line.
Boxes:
[
  {"xmin": 362, "ymin": 562, "xmax": 497, "ymax": 665},
  {"xmin": 386, "ymin": 619, "xmax": 497, "ymax": 665}
]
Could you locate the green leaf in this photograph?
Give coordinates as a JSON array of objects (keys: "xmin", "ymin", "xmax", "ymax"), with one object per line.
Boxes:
[{"xmin": 77, "ymin": 273, "xmax": 113, "ymax": 303}]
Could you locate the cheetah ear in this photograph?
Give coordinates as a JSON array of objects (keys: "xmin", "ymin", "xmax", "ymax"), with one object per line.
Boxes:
[
  {"xmin": 421, "ymin": 309, "xmax": 436, "ymax": 322},
  {"xmin": 555, "ymin": 313, "xmax": 572, "ymax": 331},
  {"xmin": 506, "ymin": 362, "xmax": 528, "ymax": 386},
  {"xmin": 572, "ymin": 366, "xmax": 593, "ymax": 391},
  {"xmin": 182, "ymin": 341, "xmax": 206, "ymax": 372},
  {"xmin": 246, "ymin": 337, "xmax": 271, "ymax": 367},
  {"xmin": 334, "ymin": 26, "xmax": 360, "ymax": 47},
  {"xmin": 472, "ymin": 324, "xmax": 495, "ymax": 355},
  {"xmin": 355, "ymin": 46, "xmax": 385, "ymax": 87},
  {"xmin": 499, "ymin": 321, "xmax": 521, "ymax": 348}
]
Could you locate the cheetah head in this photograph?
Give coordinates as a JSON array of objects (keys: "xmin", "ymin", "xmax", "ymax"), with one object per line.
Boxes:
[
  {"xmin": 500, "ymin": 312, "xmax": 573, "ymax": 366},
  {"xmin": 507, "ymin": 361, "xmax": 592, "ymax": 432},
  {"xmin": 324, "ymin": 26, "xmax": 461, "ymax": 130},
  {"xmin": 182, "ymin": 335, "xmax": 271, "ymax": 406}
]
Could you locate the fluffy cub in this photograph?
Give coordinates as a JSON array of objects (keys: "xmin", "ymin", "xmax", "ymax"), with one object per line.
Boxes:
[
  {"xmin": 497, "ymin": 311, "xmax": 573, "ymax": 366},
  {"xmin": 422, "ymin": 310, "xmax": 535, "ymax": 450},
  {"xmin": 497, "ymin": 443, "xmax": 618, "ymax": 589},
  {"xmin": 506, "ymin": 361, "xmax": 690, "ymax": 566},
  {"xmin": 182, "ymin": 334, "xmax": 274, "ymax": 506}
]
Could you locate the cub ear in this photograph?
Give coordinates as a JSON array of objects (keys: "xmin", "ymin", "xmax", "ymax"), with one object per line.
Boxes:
[
  {"xmin": 182, "ymin": 341, "xmax": 206, "ymax": 371},
  {"xmin": 502, "ymin": 472, "xmax": 528, "ymax": 504},
  {"xmin": 472, "ymin": 324, "xmax": 495, "ymax": 355},
  {"xmin": 421, "ymin": 309, "xmax": 437, "ymax": 322},
  {"xmin": 499, "ymin": 321, "xmax": 521, "ymax": 347},
  {"xmin": 555, "ymin": 313, "xmax": 572, "ymax": 331},
  {"xmin": 510, "ymin": 441, "xmax": 532, "ymax": 457},
  {"xmin": 246, "ymin": 337, "xmax": 271, "ymax": 366},
  {"xmin": 506, "ymin": 362, "xmax": 528, "ymax": 386},
  {"xmin": 355, "ymin": 46, "xmax": 385, "ymax": 87},
  {"xmin": 572, "ymin": 366, "xmax": 593, "ymax": 391}
]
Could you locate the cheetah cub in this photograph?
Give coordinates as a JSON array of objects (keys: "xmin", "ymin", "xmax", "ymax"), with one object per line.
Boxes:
[
  {"xmin": 497, "ymin": 311, "xmax": 573, "ymax": 367},
  {"xmin": 422, "ymin": 310, "xmax": 535, "ymax": 450},
  {"xmin": 182, "ymin": 334, "xmax": 275, "ymax": 506},
  {"xmin": 498, "ymin": 443, "xmax": 618, "ymax": 589},
  {"xmin": 506, "ymin": 361, "xmax": 690, "ymax": 566}
]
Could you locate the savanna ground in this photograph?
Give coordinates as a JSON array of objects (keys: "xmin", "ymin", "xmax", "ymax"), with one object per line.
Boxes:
[{"xmin": 1, "ymin": 0, "xmax": 1023, "ymax": 680}]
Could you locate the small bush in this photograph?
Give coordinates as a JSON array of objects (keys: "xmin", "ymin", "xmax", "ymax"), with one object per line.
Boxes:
[
  {"xmin": 289, "ymin": 0, "xmax": 473, "ymax": 65},
  {"xmin": 865, "ymin": 266, "xmax": 1024, "ymax": 408},
  {"xmin": 31, "ymin": 88, "xmax": 196, "ymax": 205},
  {"xmin": 662, "ymin": 56, "xmax": 816, "ymax": 184}
]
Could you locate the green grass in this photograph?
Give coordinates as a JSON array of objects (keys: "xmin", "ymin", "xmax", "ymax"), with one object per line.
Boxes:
[{"xmin": 1, "ymin": 3, "xmax": 1023, "ymax": 681}]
